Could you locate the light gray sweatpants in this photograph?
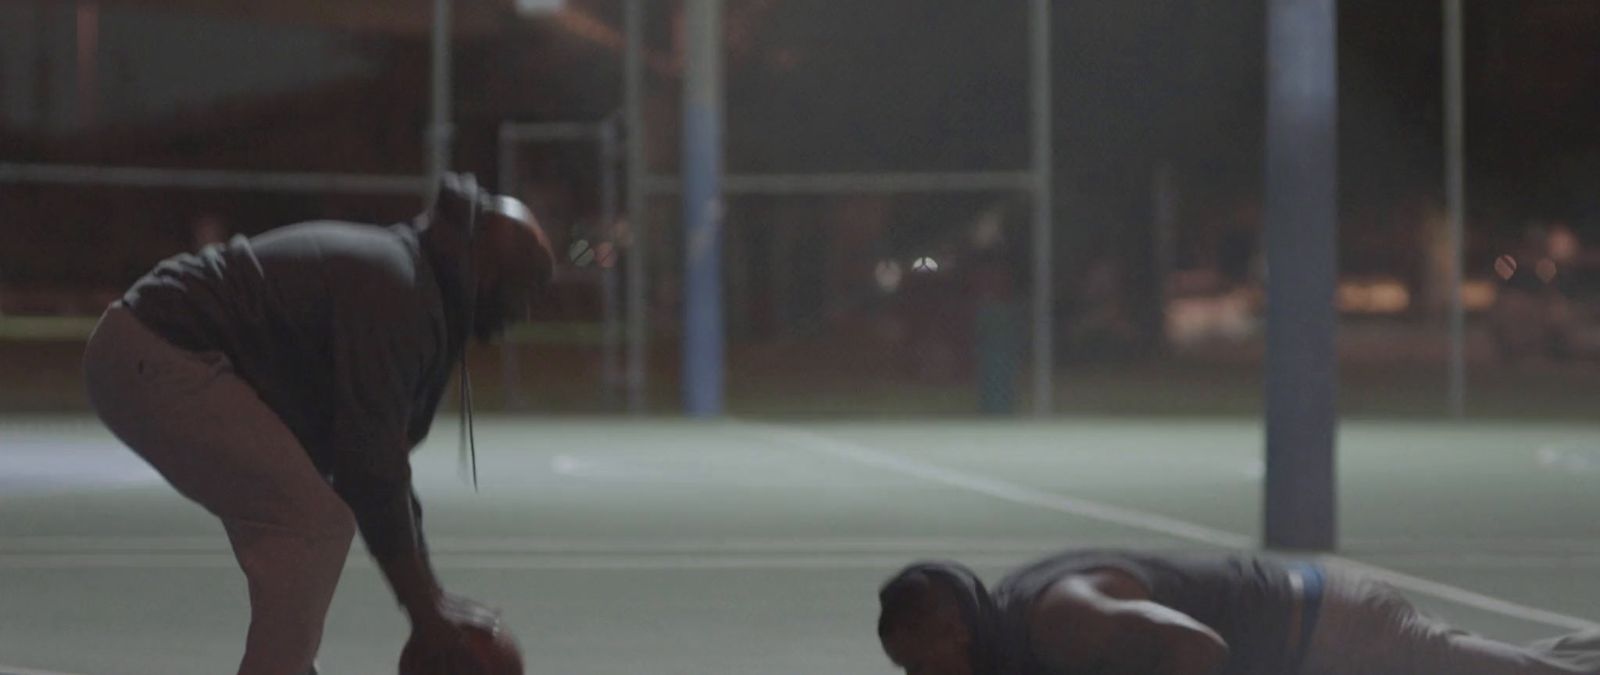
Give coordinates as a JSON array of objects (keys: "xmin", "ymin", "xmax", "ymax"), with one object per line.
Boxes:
[
  {"xmin": 1300, "ymin": 564, "xmax": 1600, "ymax": 675},
  {"xmin": 83, "ymin": 304, "xmax": 355, "ymax": 675}
]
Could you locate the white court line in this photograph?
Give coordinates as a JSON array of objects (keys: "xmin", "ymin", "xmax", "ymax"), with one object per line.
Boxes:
[
  {"xmin": 0, "ymin": 535, "xmax": 1158, "ymax": 554},
  {"xmin": 0, "ymin": 536, "xmax": 1174, "ymax": 572},
  {"xmin": 1348, "ymin": 552, "xmax": 1600, "ymax": 569},
  {"xmin": 754, "ymin": 426, "xmax": 1253, "ymax": 549},
  {"xmin": 0, "ymin": 552, "xmax": 1046, "ymax": 571},
  {"xmin": 755, "ymin": 423, "xmax": 1600, "ymax": 633},
  {"xmin": 0, "ymin": 664, "xmax": 84, "ymax": 675},
  {"xmin": 1344, "ymin": 536, "xmax": 1600, "ymax": 553},
  {"xmin": 20, "ymin": 535, "xmax": 1598, "ymax": 555},
  {"xmin": 8, "ymin": 545, "xmax": 1597, "ymax": 569},
  {"xmin": 1537, "ymin": 442, "xmax": 1600, "ymax": 474}
]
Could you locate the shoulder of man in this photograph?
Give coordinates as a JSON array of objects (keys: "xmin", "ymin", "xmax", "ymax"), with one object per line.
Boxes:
[
  {"xmin": 273, "ymin": 221, "xmax": 428, "ymax": 284},
  {"xmin": 255, "ymin": 220, "xmax": 416, "ymax": 261},
  {"xmin": 249, "ymin": 221, "xmax": 439, "ymax": 330}
]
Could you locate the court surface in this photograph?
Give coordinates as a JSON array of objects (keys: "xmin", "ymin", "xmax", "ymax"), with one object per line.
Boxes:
[{"xmin": 2, "ymin": 415, "xmax": 1598, "ymax": 674}]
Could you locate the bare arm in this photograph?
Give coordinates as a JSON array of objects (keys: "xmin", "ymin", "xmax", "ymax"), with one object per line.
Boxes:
[
  {"xmin": 1027, "ymin": 571, "xmax": 1229, "ymax": 675},
  {"xmin": 335, "ymin": 474, "xmax": 445, "ymax": 624}
]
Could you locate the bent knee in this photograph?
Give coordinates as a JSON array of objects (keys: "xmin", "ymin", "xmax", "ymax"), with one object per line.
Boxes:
[
  {"xmin": 242, "ymin": 490, "xmax": 357, "ymax": 544},
  {"xmin": 304, "ymin": 496, "xmax": 357, "ymax": 544}
]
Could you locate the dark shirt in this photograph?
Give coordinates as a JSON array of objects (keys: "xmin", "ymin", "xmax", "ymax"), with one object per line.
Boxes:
[
  {"xmin": 122, "ymin": 219, "xmax": 467, "ymax": 552},
  {"xmin": 993, "ymin": 551, "xmax": 1300, "ymax": 675}
]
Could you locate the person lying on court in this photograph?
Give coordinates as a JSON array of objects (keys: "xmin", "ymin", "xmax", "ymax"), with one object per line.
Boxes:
[
  {"xmin": 877, "ymin": 549, "xmax": 1600, "ymax": 675},
  {"xmin": 83, "ymin": 173, "xmax": 555, "ymax": 675}
]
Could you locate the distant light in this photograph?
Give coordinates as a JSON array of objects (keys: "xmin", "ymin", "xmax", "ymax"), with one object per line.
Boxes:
[
  {"xmin": 1493, "ymin": 254, "xmax": 1517, "ymax": 281},
  {"xmin": 1336, "ymin": 278, "xmax": 1410, "ymax": 314},
  {"xmin": 595, "ymin": 241, "xmax": 617, "ymax": 269},
  {"xmin": 912, "ymin": 256, "xmax": 940, "ymax": 273},
  {"xmin": 1367, "ymin": 283, "xmax": 1410, "ymax": 313},
  {"xmin": 874, "ymin": 260, "xmax": 904, "ymax": 293},
  {"xmin": 1548, "ymin": 225, "xmax": 1580, "ymax": 262},
  {"xmin": 972, "ymin": 208, "xmax": 1004, "ymax": 248},
  {"xmin": 1536, "ymin": 258, "xmax": 1558, "ymax": 283},
  {"xmin": 1460, "ymin": 280, "xmax": 1497, "ymax": 311},
  {"xmin": 516, "ymin": 0, "xmax": 566, "ymax": 16},
  {"xmin": 569, "ymin": 239, "xmax": 595, "ymax": 267}
]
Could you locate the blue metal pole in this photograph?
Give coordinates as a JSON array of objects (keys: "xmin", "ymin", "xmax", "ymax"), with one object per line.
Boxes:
[
  {"xmin": 1030, "ymin": 0, "xmax": 1055, "ymax": 416},
  {"xmin": 682, "ymin": 0, "xmax": 725, "ymax": 417},
  {"xmin": 1263, "ymin": 0, "xmax": 1339, "ymax": 551}
]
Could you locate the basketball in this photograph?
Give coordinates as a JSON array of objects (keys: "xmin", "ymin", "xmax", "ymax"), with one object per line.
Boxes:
[{"xmin": 399, "ymin": 624, "xmax": 523, "ymax": 675}]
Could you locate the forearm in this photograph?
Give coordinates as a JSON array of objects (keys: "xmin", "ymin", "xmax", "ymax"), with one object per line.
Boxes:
[
  {"xmin": 1154, "ymin": 635, "xmax": 1228, "ymax": 675},
  {"xmin": 340, "ymin": 478, "xmax": 441, "ymax": 619},
  {"xmin": 376, "ymin": 549, "xmax": 444, "ymax": 622}
]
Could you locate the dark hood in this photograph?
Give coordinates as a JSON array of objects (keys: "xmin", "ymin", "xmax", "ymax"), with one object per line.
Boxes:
[
  {"xmin": 414, "ymin": 173, "xmax": 488, "ymax": 358},
  {"xmin": 413, "ymin": 172, "xmax": 490, "ymax": 488},
  {"xmin": 893, "ymin": 561, "xmax": 1006, "ymax": 674}
]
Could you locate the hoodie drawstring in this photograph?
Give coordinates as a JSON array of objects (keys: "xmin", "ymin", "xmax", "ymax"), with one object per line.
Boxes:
[
  {"xmin": 458, "ymin": 345, "xmax": 478, "ymax": 491},
  {"xmin": 457, "ymin": 177, "xmax": 481, "ymax": 492}
]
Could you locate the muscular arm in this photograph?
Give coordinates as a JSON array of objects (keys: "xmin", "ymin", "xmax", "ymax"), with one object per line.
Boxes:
[{"xmin": 1027, "ymin": 571, "xmax": 1229, "ymax": 675}]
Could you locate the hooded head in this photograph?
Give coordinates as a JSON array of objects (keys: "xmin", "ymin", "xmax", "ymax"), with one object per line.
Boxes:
[
  {"xmin": 422, "ymin": 173, "xmax": 556, "ymax": 343},
  {"xmin": 878, "ymin": 561, "xmax": 1001, "ymax": 675}
]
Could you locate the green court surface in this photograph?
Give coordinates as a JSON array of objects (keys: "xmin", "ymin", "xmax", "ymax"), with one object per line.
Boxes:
[{"xmin": 2, "ymin": 416, "xmax": 1598, "ymax": 674}]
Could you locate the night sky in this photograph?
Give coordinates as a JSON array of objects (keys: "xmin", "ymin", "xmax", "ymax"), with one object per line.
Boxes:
[
  {"xmin": 7, "ymin": 0, "xmax": 1599, "ymax": 288},
  {"xmin": 683, "ymin": 0, "xmax": 1600, "ymax": 242}
]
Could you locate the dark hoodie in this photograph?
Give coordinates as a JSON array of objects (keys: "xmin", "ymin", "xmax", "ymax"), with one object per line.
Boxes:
[{"xmin": 121, "ymin": 198, "xmax": 475, "ymax": 554}]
